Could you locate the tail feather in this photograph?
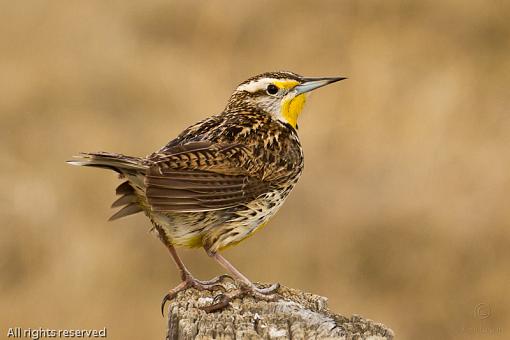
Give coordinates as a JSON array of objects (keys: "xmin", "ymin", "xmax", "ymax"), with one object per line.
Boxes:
[
  {"xmin": 111, "ymin": 194, "xmax": 137, "ymax": 208},
  {"xmin": 67, "ymin": 152, "xmax": 148, "ymax": 174},
  {"xmin": 68, "ymin": 152, "xmax": 147, "ymax": 221},
  {"xmin": 109, "ymin": 181, "xmax": 143, "ymax": 220},
  {"xmin": 116, "ymin": 181, "xmax": 134, "ymax": 195},
  {"xmin": 108, "ymin": 203, "xmax": 143, "ymax": 221}
]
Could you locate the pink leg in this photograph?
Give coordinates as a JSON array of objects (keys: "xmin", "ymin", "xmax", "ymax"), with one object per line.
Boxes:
[
  {"xmin": 206, "ymin": 249, "xmax": 280, "ymax": 298},
  {"xmin": 160, "ymin": 243, "xmax": 232, "ymax": 315}
]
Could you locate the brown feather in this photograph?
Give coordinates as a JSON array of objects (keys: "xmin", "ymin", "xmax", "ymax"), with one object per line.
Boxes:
[
  {"xmin": 109, "ymin": 203, "xmax": 143, "ymax": 221},
  {"xmin": 116, "ymin": 181, "xmax": 134, "ymax": 195},
  {"xmin": 144, "ymin": 145, "xmax": 272, "ymax": 212},
  {"xmin": 111, "ymin": 194, "xmax": 136, "ymax": 207}
]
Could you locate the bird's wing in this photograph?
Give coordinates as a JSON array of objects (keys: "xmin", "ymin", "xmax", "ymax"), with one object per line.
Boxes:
[{"xmin": 145, "ymin": 141, "xmax": 270, "ymax": 213}]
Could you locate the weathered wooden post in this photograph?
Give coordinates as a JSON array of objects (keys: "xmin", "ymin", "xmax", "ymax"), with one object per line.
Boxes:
[{"xmin": 165, "ymin": 284, "xmax": 394, "ymax": 339}]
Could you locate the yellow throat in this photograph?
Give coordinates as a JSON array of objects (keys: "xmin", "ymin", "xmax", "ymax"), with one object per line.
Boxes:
[{"xmin": 281, "ymin": 94, "xmax": 307, "ymax": 128}]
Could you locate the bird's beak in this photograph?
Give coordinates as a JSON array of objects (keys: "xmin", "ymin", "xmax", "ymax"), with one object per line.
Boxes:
[{"xmin": 294, "ymin": 76, "xmax": 347, "ymax": 95}]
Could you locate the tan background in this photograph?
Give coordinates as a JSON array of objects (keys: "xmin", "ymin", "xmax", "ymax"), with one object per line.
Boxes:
[{"xmin": 1, "ymin": 1, "xmax": 509, "ymax": 339}]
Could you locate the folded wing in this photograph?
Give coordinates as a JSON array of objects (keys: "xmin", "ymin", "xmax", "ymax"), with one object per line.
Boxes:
[{"xmin": 145, "ymin": 141, "xmax": 270, "ymax": 213}]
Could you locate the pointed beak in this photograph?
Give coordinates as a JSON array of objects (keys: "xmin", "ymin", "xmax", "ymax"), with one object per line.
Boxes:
[{"xmin": 294, "ymin": 76, "xmax": 347, "ymax": 95}]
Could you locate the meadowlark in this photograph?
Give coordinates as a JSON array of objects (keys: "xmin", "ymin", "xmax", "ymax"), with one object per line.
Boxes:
[{"xmin": 68, "ymin": 71, "xmax": 345, "ymax": 311}]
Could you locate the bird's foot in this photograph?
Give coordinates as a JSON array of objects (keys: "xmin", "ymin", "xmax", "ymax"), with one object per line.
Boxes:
[
  {"xmin": 161, "ymin": 274, "xmax": 234, "ymax": 315},
  {"xmin": 195, "ymin": 274, "xmax": 234, "ymax": 286},
  {"xmin": 238, "ymin": 281, "xmax": 280, "ymax": 300},
  {"xmin": 200, "ymin": 282, "xmax": 280, "ymax": 313}
]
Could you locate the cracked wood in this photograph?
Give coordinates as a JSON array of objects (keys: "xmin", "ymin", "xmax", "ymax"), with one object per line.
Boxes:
[{"xmin": 165, "ymin": 284, "xmax": 394, "ymax": 340}]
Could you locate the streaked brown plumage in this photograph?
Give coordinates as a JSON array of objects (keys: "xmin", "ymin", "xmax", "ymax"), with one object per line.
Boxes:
[{"xmin": 68, "ymin": 71, "xmax": 345, "ymax": 310}]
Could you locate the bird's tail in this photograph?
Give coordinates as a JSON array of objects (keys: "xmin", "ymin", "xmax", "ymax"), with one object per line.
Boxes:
[
  {"xmin": 67, "ymin": 152, "xmax": 149, "ymax": 221},
  {"xmin": 67, "ymin": 152, "xmax": 148, "ymax": 174}
]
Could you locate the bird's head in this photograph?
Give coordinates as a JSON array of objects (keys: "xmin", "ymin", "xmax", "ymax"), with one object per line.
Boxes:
[{"xmin": 226, "ymin": 71, "xmax": 346, "ymax": 129}]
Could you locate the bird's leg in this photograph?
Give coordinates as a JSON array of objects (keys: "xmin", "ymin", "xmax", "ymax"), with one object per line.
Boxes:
[
  {"xmin": 165, "ymin": 243, "xmax": 192, "ymax": 281},
  {"xmin": 166, "ymin": 242, "xmax": 233, "ymax": 286},
  {"xmin": 205, "ymin": 249, "xmax": 280, "ymax": 300},
  {"xmin": 160, "ymin": 243, "xmax": 232, "ymax": 315}
]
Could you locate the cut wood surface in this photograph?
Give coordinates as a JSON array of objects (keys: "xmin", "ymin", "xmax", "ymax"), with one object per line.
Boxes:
[{"xmin": 165, "ymin": 283, "xmax": 394, "ymax": 339}]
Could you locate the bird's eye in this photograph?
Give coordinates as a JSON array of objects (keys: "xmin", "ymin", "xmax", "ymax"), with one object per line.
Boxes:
[{"xmin": 266, "ymin": 84, "xmax": 279, "ymax": 95}]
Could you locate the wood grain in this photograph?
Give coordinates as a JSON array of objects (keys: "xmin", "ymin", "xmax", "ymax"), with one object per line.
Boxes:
[{"xmin": 165, "ymin": 284, "xmax": 394, "ymax": 339}]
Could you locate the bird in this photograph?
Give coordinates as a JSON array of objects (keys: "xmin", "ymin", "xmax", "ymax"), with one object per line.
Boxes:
[{"xmin": 68, "ymin": 71, "xmax": 346, "ymax": 312}]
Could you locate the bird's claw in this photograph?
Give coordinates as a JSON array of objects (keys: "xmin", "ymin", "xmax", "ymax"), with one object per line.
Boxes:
[
  {"xmin": 198, "ymin": 274, "xmax": 235, "ymax": 285},
  {"xmin": 160, "ymin": 275, "xmax": 232, "ymax": 316},
  {"xmin": 161, "ymin": 280, "xmax": 192, "ymax": 316},
  {"xmin": 161, "ymin": 293, "xmax": 171, "ymax": 316},
  {"xmin": 199, "ymin": 281, "xmax": 281, "ymax": 313},
  {"xmin": 253, "ymin": 282, "xmax": 280, "ymax": 294},
  {"xmin": 200, "ymin": 293, "xmax": 231, "ymax": 313}
]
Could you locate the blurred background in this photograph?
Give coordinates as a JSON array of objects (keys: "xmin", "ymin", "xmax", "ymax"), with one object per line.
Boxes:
[{"xmin": 1, "ymin": 1, "xmax": 509, "ymax": 339}]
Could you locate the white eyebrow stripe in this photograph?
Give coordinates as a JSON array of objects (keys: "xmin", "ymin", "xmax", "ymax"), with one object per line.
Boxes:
[{"xmin": 236, "ymin": 78, "xmax": 278, "ymax": 93}]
